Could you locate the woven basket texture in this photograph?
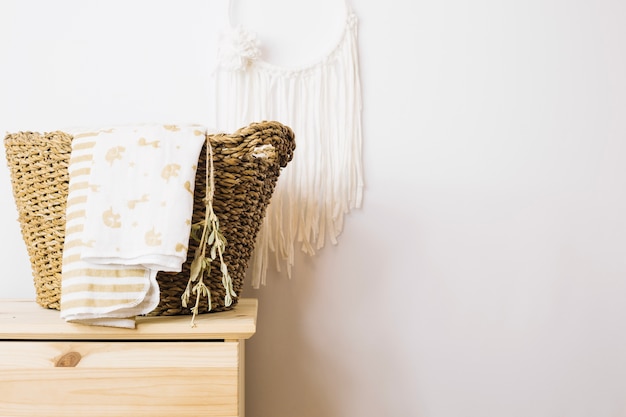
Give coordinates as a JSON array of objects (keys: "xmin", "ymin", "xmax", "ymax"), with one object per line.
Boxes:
[{"xmin": 4, "ymin": 121, "xmax": 295, "ymax": 315}]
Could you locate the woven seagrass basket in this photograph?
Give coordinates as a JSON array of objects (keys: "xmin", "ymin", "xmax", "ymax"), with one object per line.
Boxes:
[{"xmin": 4, "ymin": 121, "xmax": 295, "ymax": 315}]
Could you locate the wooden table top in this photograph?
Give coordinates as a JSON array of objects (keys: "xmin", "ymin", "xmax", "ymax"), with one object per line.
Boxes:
[{"xmin": 0, "ymin": 298, "xmax": 257, "ymax": 340}]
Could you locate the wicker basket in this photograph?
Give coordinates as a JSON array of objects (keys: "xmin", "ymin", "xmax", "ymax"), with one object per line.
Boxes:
[{"xmin": 4, "ymin": 121, "xmax": 295, "ymax": 315}]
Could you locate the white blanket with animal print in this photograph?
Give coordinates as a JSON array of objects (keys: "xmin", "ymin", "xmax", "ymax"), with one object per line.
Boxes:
[{"xmin": 60, "ymin": 124, "xmax": 206, "ymax": 328}]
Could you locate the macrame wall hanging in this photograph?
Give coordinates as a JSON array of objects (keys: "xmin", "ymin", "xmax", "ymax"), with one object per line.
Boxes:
[{"xmin": 214, "ymin": 0, "xmax": 363, "ymax": 287}]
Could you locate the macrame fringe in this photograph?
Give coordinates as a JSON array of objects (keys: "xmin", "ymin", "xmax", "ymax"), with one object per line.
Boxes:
[{"xmin": 215, "ymin": 13, "xmax": 363, "ymax": 287}]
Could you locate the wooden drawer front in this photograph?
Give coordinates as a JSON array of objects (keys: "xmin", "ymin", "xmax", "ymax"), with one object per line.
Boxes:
[{"xmin": 0, "ymin": 341, "xmax": 241, "ymax": 417}]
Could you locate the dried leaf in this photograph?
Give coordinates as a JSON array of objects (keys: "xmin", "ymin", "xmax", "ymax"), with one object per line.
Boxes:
[{"xmin": 189, "ymin": 255, "xmax": 203, "ymax": 283}]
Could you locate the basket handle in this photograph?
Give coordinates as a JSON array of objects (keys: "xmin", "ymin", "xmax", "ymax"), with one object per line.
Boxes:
[{"xmin": 235, "ymin": 121, "xmax": 295, "ymax": 168}]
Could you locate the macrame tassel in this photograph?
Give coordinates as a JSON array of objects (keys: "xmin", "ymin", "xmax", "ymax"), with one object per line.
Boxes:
[{"xmin": 215, "ymin": 12, "xmax": 363, "ymax": 287}]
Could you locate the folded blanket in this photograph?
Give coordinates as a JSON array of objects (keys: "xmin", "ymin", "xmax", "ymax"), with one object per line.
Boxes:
[{"xmin": 60, "ymin": 124, "xmax": 206, "ymax": 328}]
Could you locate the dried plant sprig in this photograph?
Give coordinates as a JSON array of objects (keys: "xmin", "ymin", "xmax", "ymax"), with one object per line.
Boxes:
[{"xmin": 182, "ymin": 137, "xmax": 236, "ymax": 327}]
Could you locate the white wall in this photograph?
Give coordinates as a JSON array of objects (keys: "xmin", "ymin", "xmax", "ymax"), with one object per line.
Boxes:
[{"xmin": 2, "ymin": 1, "xmax": 626, "ymax": 416}]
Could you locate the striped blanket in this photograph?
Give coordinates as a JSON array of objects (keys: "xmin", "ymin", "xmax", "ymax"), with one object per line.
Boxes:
[{"xmin": 60, "ymin": 124, "xmax": 206, "ymax": 328}]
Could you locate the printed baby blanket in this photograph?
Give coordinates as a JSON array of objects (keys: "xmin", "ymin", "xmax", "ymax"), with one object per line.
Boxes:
[{"xmin": 60, "ymin": 124, "xmax": 206, "ymax": 328}]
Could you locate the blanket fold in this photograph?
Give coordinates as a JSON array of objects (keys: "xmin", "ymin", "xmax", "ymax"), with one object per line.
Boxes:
[{"xmin": 60, "ymin": 124, "xmax": 206, "ymax": 328}]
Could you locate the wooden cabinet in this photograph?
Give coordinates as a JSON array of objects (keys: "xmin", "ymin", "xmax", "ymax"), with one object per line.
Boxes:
[{"xmin": 0, "ymin": 298, "xmax": 257, "ymax": 417}]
